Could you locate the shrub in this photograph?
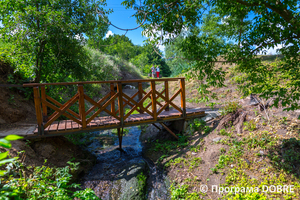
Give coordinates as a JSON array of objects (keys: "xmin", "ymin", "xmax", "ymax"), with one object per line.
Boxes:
[{"xmin": 221, "ymin": 101, "xmax": 241, "ymax": 116}]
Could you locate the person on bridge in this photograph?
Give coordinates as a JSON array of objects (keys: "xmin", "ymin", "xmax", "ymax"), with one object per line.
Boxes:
[
  {"xmin": 151, "ymin": 64, "xmax": 156, "ymax": 78},
  {"xmin": 156, "ymin": 65, "xmax": 160, "ymax": 78}
]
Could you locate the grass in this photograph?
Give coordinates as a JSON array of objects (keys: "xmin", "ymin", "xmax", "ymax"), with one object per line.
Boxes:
[{"xmin": 160, "ymin": 109, "xmax": 300, "ymax": 199}]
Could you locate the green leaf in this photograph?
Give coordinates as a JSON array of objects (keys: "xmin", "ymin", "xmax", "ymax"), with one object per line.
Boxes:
[
  {"xmin": 0, "ymin": 152, "xmax": 8, "ymax": 160},
  {"xmin": 4, "ymin": 135, "xmax": 23, "ymax": 141},
  {"xmin": 0, "ymin": 170, "xmax": 7, "ymax": 176},
  {"xmin": 0, "ymin": 158, "xmax": 15, "ymax": 166},
  {"xmin": 0, "ymin": 139, "xmax": 11, "ymax": 148}
]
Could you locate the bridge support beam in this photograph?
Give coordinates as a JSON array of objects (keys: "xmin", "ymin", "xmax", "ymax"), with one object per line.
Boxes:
[
  {"xmin": 160, "ymin": 122, "xmax": 179, "ymax": 140},
  {"xmin": 117, "ymin": 128, "xmax": 123, "ymax": 149}
]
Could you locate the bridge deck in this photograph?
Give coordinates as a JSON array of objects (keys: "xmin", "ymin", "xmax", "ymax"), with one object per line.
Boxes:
[
  {"xmin": 32, "ymin": 108, "xmax": 205, "ymax": 136},
  {"xmin": 23, "ymin": 78, "xmax": 206, "ymax": 139}
]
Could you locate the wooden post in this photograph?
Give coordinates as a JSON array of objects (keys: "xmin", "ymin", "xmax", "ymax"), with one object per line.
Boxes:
[
  {"xmin": 138, "ymin": 82, "xmax": 144, "ymax": 114},
  {"xmin": 151, "ymin": 81, "xmax": 157, "ymax": 121},
  {"xmin": 40, "ymin": 86, "xmax": 48, "ymax": 122},
  {"xmin": 33, "ymin": 87, "xmax": 44, "ymax": 135},
  {"xmin": 117, "ymin": 83, "xmax": 124, "ymax": 126},
  {"xmin": 110, "ymin": 83, "xmax": 115, "ymax": 115},
  {"xmin": 180, "ymin": 78, "xmax": 186, "ymax": 118},
  {"xmin": 165, "ymin": 81, "xmax": 169, "ymax": 111},
  {"xmin": 117, "ymin": 128, "xmax": 123, "ymax": 149},
  {"xmin": 78, "ymin": 84, "xmax": 86, "ymax": 128}
]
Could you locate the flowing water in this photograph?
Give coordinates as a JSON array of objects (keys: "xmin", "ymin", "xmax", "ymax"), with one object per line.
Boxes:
[{"xmin": 79, "ymin": 126, "xmax": 170, "ymax": 200}]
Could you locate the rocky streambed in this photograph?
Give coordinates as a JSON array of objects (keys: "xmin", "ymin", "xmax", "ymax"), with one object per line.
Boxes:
[{"xmin": 79, "ymin": 126, "xmax": 170, "ymax": 200}]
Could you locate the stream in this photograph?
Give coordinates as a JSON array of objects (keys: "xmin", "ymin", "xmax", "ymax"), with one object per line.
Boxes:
[{"xmin": 79, "ymin": 126, "xmax": 170, "ymax": 200}]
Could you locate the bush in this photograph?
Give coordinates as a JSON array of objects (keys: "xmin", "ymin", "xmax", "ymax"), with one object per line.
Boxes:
[
  {"xmin": 0, "ymin": 161, "xmax": 99, "ymax": 199},
  {"xmin": 221, "ymin": 101, "xmax": 241, "ymax": 116}
]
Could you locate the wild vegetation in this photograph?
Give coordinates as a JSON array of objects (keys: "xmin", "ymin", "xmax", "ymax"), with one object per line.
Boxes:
[{"xmin": 1, "ymin": 0, "xmax": 300, "ymax": 199}]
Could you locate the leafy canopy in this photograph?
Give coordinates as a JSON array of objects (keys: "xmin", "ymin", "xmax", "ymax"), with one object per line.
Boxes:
[
  {"xmin": 0, "ymin": 0, "xmax": 109, "ymax": 83},
  {"xmin": 121, "ymin": 0, "xmax": 300, "ymax": 110}
]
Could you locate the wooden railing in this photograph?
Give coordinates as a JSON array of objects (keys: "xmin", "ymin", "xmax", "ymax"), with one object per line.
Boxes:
[{"xmin": 24, "ymin": 78, "xmax": 186, "ymax": 135}]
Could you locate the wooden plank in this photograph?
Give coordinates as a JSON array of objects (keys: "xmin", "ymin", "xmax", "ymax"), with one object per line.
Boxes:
[
  {"xmin": 85, "ymin": 92, "xmax": 111, "ymax": 116},
  {"xmin": 58, "ymin": 120, "xmax": 66, "ymax": 131},
  {"xmin": 152, "ymin": 123, "xmax": 161, "ymax": 131},
  {"xmin": 165, "ymin": 81, "xmax": 169, "ymax": 111},
  {"xmin": 33, "ymin": 87, "xmax": 43, "ymax": 135},
  {"xmin": 117, "ymin": 83, "xmax": 124, "ymax": 126},
  {"xmin": 151, "ymin": 81, "xmax": 157, "ymax": 121},
  {"xmin": 41, "ymin": 86, "xmax": 47, "ymax": 122},
  {"xmin": 23, "ymin": 77, "xmax": 184, "ymax": 87},
  {"xmin": 180, "ymin": 78, "xmax": 186, "ymax": 118},
  {"xmin": 122, "ymin": 92, "xmax": 153, "ymax": 117},
  {"xmin": 78, "ymin": 84, "xmax": 86, "ymax": 128},
  {"xmin": 88, "ymin": 119, "xmax": 98, "ymax": 127},
  {"xmin": 46, "ymin": 95, "xmax": 80, "ymax": 119},
  {"xmin": 86, "ymin": 92, "xmax": 119, "ymax": 124},
  {"xmin": 94, "ymin": 117, "xmax": 102, "ymax": 126},
  {"xmin": 72, "ymin": 121, "xmax": 79, "ymax": 129},
  {"xmin": 156, "ymin": 90, "xmax": 182, "ymax": 114},
  {"xmin": 42, "ymin": 96, "xmax": 80, "ymax": 128},
  {"xmin": 84, "ymin": 94, "xmax": 120, "ymax": 121},
  {"xmin": 66, "ymin": 120, "xmax": 72, "ymax": 130},
  {"xmin": 138, "ymin": 82, "xmax": 144, "ymax": 114},
  {"xmin": 110, "ymin": 83, "xmax": 116, "ymax": 115},
  {"xmin": 49, "ymin": 121, "xmax": 59, "ymax": 132}
]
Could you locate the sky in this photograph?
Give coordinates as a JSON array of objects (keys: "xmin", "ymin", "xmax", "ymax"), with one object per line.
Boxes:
[
  {"xmin": 103, "ymin": 1, "xmax": 281, "ymax": 55},
  {"xmin": 104, "ymin": 0, "xmax": 146, "ymax": 46},
  {"xmin": 0, "ymin": 1, "xmax": 282, "ymax": 55}
]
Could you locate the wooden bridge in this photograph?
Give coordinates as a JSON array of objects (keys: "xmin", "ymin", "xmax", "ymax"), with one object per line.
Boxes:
[{"xmin": 23, "ymin": 78, "xmax": 205, "ymax": 147}]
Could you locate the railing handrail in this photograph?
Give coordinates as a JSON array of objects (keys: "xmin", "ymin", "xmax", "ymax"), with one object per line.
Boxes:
[
  {"xmin": 31, "ymin": 78, "xmax": 186, "ymax": 135},
  {"xmin": 23, "ymin": 77, "xmax": 185, "ymax": 87}
]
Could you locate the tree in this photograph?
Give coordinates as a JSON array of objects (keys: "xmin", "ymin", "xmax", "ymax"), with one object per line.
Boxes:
[
  {"xmin": 122, "ymin": 0, "xmax": 300, "ymax": 110},
  {"xmin": 0, "ymin": 0, "xmax": 109, "ymax": 83},
  {"xmin": 92, "ymin": 34, "xmax": 138, "ymax": 60},
  {"xmin": 130, "ymin": 43, "xmax": 171, "ymax": 77}
]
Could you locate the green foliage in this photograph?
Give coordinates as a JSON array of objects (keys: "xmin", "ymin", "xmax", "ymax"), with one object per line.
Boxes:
[
  {"xmin": 189, "ymin": 118, "xmax": 206, "ymax": 132},
  {"xmin": 89, "ymin": 34, "xmax": 171, "ymax": 77},
  {"xmin": 165, "ymin": 34, "xmax": 193, "ymax": 77},
  {"xmin": 219, "ymin": 129, "xmax": 232, "ymax": 137},
  {"xmin": 123, "ymin": 0, "xmax": 300, "ymax": 111},
  {"xmin": 170, "ymin": 184, "xmax": 202, "ymax": 200},
  {"xmin": 0, "ymin": 161, "xmax": 99, "ymax": 199},
  {"xmin": 221, "ymin": 102, "xmax": 241, "ymax": 116},
  {"xmin": 152, "ymin": 135, "xmax": 188, "ymax": 154},
  {"xmin": 171, "ymin": 184, "xmax": 189, "ymax": 199},
  {"xmin": 0, "ymin": 135, "xmax": 23, "ymax": 176},
  {"xmin": 0, "ymin": 0, "xmax": 109, "ymax": 83},
  {"xmin": 243, "ymin": 120, "xmax": 257, "ymax": 131},
  {"xmin": 92, "ymin": 34, "xmax": 138, "ymax": 61},
  {"xmin": 137, "ymin": 172, "xmax": 147, "ymax": 196}
]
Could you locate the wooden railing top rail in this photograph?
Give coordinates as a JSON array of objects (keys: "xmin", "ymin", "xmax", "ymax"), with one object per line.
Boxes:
[{"xmin": 23, "ymin": 77, "xmax": 185, "ymax": 87}]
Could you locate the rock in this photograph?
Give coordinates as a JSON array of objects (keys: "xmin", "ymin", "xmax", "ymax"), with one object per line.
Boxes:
[
  {"xmin": 213, "ymin": 137, "xmax": 222, "ymax": 142},
  {"xmin": 114, "ymin": 158, "xmax": 147, "ymax": 200},
  {"xmin": 123, "ymin": 85, "xmax": 135, "ymax": 89},
  {"xmin": 201, "ymin": 111, "xmax": 221, "ymax": 122}
]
